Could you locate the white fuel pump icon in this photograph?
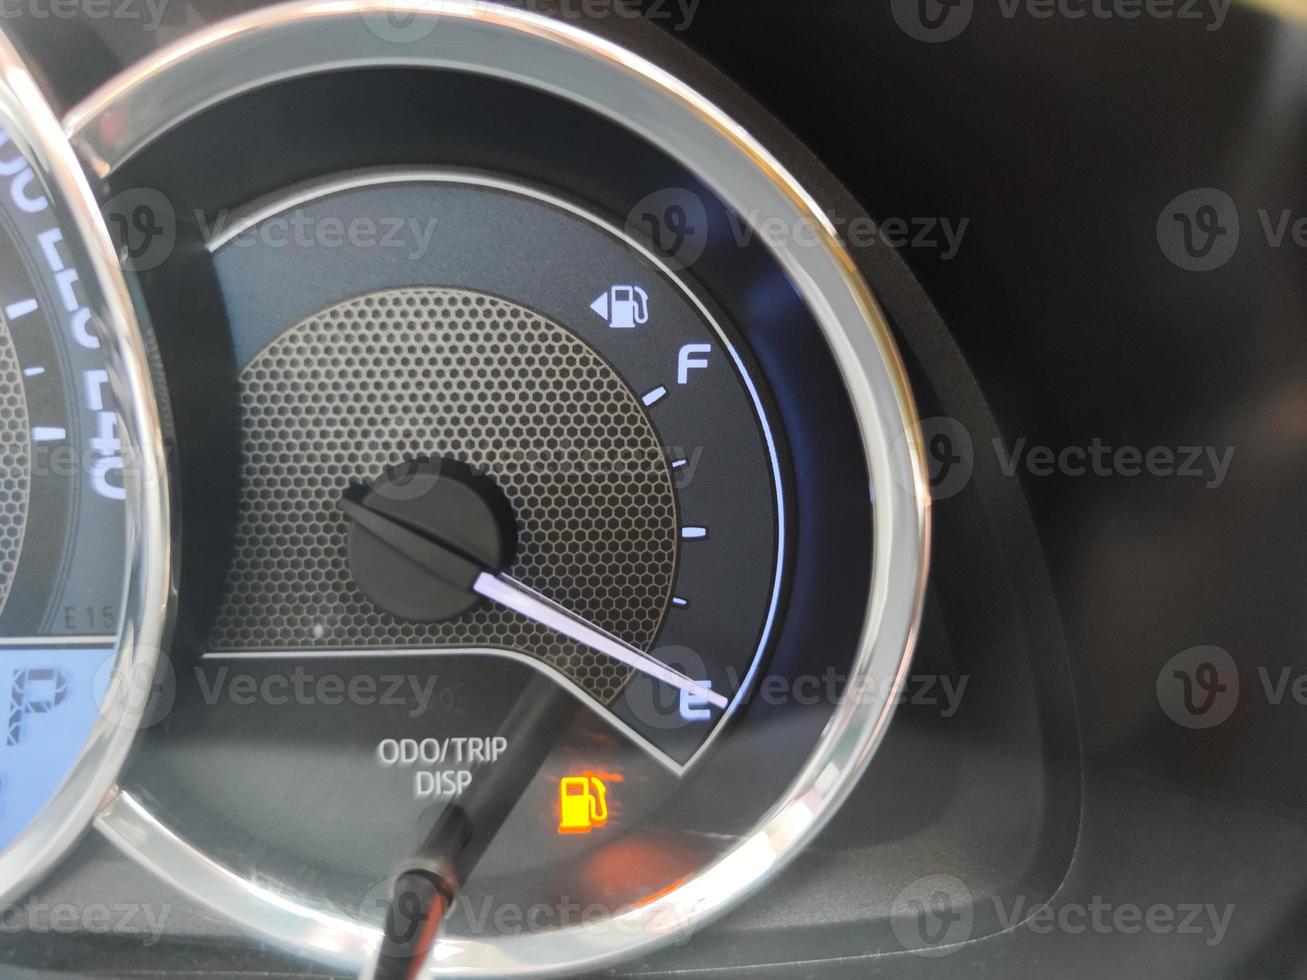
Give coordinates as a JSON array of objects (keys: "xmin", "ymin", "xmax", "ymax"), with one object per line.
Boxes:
[{"xmin": 590, "ymin": 285, "xmax": 650, "ymax": 329}]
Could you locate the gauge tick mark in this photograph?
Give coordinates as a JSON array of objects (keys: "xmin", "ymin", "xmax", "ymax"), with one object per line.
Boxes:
[{"xmin": 4, "ymin": 298, "xmax": 38, "ymax": 321}]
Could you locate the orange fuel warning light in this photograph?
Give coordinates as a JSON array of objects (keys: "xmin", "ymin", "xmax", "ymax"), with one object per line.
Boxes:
[{"xmin": 558, "ymin": 775, "xmax": 609, "ymax": 834}]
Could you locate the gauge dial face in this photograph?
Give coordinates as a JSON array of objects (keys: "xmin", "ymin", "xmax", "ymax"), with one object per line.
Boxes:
[
  {"xmin": 0, "ymin": 50, "xmax": 165, "ymax": 896},
  {"xmin": 71, "ymin": 5, "xmax": 929, "ymax": 974},
  {"xmin": 207, "ymin": 176, "xmax": 783, "ymax": 767},
  {"xmin": 143, "ymin": 175, "xmax": 786, "ymax": 911}
]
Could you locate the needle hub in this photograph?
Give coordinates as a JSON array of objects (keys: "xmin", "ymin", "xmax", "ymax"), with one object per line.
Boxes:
[{"xmin": 343, "ymin": 457, "xmax": 517, "ymax": 622}]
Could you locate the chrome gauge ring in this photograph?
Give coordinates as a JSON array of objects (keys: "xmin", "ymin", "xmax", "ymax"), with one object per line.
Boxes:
[
  {"xmin": 64, "ymin": 3, "xmax": 929, "ymax": 976},
  {"xmin": 0, "ymin": 30, "xmax": 169, "ymax": 907}
]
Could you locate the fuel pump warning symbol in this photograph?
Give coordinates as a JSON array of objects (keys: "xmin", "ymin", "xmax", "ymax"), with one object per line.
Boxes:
[
  {"xmin": 590, "ymin": 286, "xmax": 649, "ymax": 329},
  {"xmin": 558, "ymin": 775, "xmax": 609, "ymax": 834}
]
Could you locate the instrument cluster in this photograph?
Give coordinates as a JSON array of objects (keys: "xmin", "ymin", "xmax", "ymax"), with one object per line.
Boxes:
[{"xmin": 0, "ymin": 4, "xmax": 1082, "ymax": 978}]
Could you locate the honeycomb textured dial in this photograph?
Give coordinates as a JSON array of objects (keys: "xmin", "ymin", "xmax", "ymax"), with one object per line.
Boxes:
[
  {"xmin": 0, "ymin": 318, "xmax": 29, "ymax": 616},
  {"xmin": 208, "ymin": 287, "xmax": 680, "ymax": 703}
]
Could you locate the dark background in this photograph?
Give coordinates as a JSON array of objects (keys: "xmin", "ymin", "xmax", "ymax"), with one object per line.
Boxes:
[{"xmin": 647, "ymin": 4, "xmax": 1307, "ymax": 978}]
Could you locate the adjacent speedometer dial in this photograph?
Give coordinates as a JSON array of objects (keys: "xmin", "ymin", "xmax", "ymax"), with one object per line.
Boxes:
[{"xmin": 0, "ymin": 30, "xmax": 167, "ymax": 905}]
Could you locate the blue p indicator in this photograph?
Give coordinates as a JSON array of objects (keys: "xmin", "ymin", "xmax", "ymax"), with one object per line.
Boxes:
[{"xmin": 7, "ymin": 667, "xmax": 70, "ymax": 746}]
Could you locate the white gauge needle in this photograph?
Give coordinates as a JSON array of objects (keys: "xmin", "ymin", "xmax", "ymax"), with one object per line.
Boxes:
[
  {"xmin": 340, "ymin": 492, "xmax": 727, "ymax": 711},
  {"xmin": 473, "ymin": 573, "xmax": 727, "ymax": 710}
]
